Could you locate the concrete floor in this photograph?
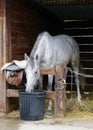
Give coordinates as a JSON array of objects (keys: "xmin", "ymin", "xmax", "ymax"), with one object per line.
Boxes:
[{"xmin": 0, "ymin": 114, "xmax": 93, "ymax": 130}]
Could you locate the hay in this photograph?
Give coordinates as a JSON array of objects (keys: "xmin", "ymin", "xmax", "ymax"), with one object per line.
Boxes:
[
  {"xmin": 5, "ymin": 92, "xmax": 93, "ymax": 120},
  {"xmin": 65, "ymin": 92, "xmax": 93, "ymax": 119},
  {"xmin": 6, "ymin": 110, "xmax": 20, "ymax": 119}
]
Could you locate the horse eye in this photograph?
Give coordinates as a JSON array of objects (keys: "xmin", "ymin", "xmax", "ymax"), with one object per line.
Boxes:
[
  {"xmin": 35, "ymin": 71, "xmax": 37, "ymax": 75},
  {"xmin": 35, "ymin": 71, "xmax": 38, "ymax": 78}
]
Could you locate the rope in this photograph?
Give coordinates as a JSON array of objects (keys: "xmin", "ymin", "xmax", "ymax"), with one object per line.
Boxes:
[{"xmin": 66, "ymin": 67, "xmax": 93, "ymax": 78}]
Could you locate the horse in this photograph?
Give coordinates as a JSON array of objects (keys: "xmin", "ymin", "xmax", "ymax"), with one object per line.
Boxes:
[{"xmin": 24, "ymin": 31, "xmax": 81, "ymax": 114}]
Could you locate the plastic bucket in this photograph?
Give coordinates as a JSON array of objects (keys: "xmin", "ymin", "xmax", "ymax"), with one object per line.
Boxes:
[{"xmin": 19, "ymin": 90, "xmax": 46, "ymax": 121}]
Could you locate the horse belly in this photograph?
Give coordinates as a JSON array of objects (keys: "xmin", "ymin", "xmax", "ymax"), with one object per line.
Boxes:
[{"xmin": 56, "ymin": 52, "xmax": 71, "ymax": 65}]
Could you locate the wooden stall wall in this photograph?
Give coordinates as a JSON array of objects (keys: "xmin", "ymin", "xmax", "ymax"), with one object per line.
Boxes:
[
  {"xmin": 64, "ymin": 19, "xmax": 93, "ymax": 92},
  {"xmin": 0, "ymin": 0, "xmax": 63, "ymax": 113},
  {"xmin": 10, "ymin": 0, "xmax": 62, "ymax": 60}
]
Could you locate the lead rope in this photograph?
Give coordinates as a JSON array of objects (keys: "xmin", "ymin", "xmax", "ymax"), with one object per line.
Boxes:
[{"xmin": 66, "ymin": 67, "xmax": 93, "ymax": 78}]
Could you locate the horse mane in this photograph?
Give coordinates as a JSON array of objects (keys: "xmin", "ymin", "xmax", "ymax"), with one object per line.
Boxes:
[{"xmin": 29, "ymin": 31, "xmax": 50, "ymax": 68}]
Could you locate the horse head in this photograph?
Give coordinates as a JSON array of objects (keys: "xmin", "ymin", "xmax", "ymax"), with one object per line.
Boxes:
[{"xmin": 24, "ymin": 53, "xmax": 40, "ymax": 92}]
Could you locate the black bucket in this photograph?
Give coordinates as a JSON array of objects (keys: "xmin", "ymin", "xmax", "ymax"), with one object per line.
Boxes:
[{"xmin": 19, "ymin": 90, "xmax": 46, "ymax": 121}]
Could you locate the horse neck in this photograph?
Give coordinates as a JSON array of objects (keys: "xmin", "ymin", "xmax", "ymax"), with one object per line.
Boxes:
[{"xmin": 35, "ymin": 33, "xmax": 49, "ymax": 61}]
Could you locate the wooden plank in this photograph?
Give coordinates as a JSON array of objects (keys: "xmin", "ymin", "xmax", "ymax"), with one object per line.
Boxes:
[
  {"xmin": 40, "ymin": 67, "xmax": 54, "ymax": 75},
  {"xmin": 7, "ymin": 89, "xmax": 19, "ymax": 97},
  {"xmin": 64, "ymin": 28, "xmax": 93, "ymax": 36},
  {"xmin": 64, "ymin": 19, "xmax": 93, "ymax": 28},
  {"xmin": 80, "ymin": 61, "xmax": 93, "ymax": 68},
  {"xmin": 74, "ymin": 37, "xmax": 93, "ymax": 43},
  {"xmin": 7, "ymin": 89, "xmax": 55, "ymax": 100},
  {"xmin": 79, "ymin": 45, "xmax": 93, "ymax": 51},
  {"xmin": 41, "ymin": 1, "xmax": 93, "ymax": 6},
  {"xmin": 80, "ymin": 53, "xmax": 93, "ymax": 60}
]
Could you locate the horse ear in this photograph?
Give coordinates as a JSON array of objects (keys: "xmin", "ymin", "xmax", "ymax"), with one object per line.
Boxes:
[{"xmin": 24, "ymin": 53, "xmax": 29, "ymax": 61}]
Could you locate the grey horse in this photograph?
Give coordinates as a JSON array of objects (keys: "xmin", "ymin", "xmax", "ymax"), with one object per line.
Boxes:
[{"xmin": 24, "ymin": 31, "xmax": 81, "ymax": 114}]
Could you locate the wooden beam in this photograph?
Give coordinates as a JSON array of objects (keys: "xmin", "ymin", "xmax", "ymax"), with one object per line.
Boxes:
[
  {"xmin": 54, "ymin": 64, "xmax": 66, "ymax": 118},
  {"xmin": 7, "ymin": 89, "xmax": 19, "ymax": 97},
  {"xmin": 40, "ymin": 66, "xmax": 54, "ymax": 75},
  {"xmin": 0, "ymin": 0, "xmax": 11, "ymax": 113},
  {"xmin": 7, "ymin": 89, "xmax": 55, "ymax": 100}
]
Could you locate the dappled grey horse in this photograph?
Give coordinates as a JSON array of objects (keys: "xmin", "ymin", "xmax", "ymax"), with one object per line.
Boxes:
[{"xmin": 25, "ymin": 31, "xmax": 81, "ymax": 114}]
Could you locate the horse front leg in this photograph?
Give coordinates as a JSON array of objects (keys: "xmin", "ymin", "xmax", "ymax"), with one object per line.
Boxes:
[
  {"xmin": 45, "ymin": 75, "xmax": 53, "ymax": 115},
  {"xmin": 38, "ymin": 75, "xmax": 43, "ymax": 89}
]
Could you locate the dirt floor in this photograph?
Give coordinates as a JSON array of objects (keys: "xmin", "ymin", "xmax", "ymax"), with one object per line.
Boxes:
[
  {"xmin": 0, "ymin": 113, "xmax": 93, "ymax": 130},
  {"xmin": 0, "ymin": 92, "xmax": 93, "ymax": 130}
]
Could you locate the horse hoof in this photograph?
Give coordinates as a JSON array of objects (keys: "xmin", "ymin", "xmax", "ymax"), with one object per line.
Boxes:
[{"xmin": 45, "ymin": 110, "xmax": 53, "ymax": 115}]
